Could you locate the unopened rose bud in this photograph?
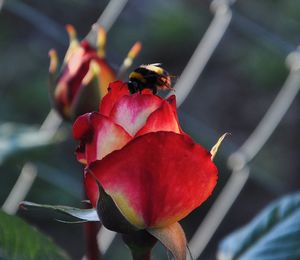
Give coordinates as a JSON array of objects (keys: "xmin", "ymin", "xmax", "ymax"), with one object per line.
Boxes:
[
  {"xmin": 49, "ymin": 25, "xmax": 116, "ymax": 121},
  {"xmin": 73, "ymin": 78, "xmax": 224, "ymax": 230}
]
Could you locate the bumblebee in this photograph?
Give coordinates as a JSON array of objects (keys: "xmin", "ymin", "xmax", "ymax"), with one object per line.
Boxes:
[{"xmin": 127, "ymin": 63, "xmax": 172, "ymax": 94}]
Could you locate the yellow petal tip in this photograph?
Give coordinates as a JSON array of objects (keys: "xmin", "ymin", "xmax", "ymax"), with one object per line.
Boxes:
[
  {"xmin": 96, "ymin": 25, "xmax": 106, "ymax": 58},
  {"xmin": 119, "ymin": 41, "xmax": 143, "ymax": 72},
  {"xmin": 128, "ymin": 41, "xmax": 142, "ymax": 59},
  {"xmin": 82, "ymin": 61, "xmax": 100, "ymax": 85},
  {"xmin": 48, "ymin": 48, "xmax": 58, "ymax": 73},
  {"xmin": 210, "ymin": 133, "xmax": 230, "ymax": 161},
  {"xmin": 65, "ymin": 24, "xmax": 77, "ymax": 41}
]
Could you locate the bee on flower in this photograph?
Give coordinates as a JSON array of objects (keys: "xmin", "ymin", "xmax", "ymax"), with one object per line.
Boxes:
[
  {"xmin": 73, "ymin": 71, "xmax": 226, "ymax": 241},
  {"xmin": 127, "ymin": 63, "xmax": 172, "ymax": 94}
]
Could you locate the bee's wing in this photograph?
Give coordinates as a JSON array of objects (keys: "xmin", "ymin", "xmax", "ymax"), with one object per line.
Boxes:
[
  {"xmin": 140, "ymin": 63, "xmax": 162, "ymax": 68},
  {"xmin": 149, "ymin": 63, "xmax": 162, "ymax": 66}
]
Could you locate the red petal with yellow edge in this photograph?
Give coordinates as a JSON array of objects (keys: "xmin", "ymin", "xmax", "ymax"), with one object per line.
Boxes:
[
  {"xmin": 109, "ymin": 94, "xmax": 163, "ymax": 136},
  {"xmin": 73, "ymin": 112, "xmax": 132, "ymax": 164},
  {"xmin": 135, "ymin": 101, "xmax": 180, "ymax": 137},
  {"xmin": 86, "ymin": 132, "xmax": 217, "ymax": 228},
  {"xmin": 99, "ymin": 81, "xmax": 130, "ymax": 117}
]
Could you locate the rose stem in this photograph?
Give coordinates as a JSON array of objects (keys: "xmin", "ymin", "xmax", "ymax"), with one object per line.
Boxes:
[{"xmin": 84, "ymin": 221, "xmax": 101, "ymax": 260}]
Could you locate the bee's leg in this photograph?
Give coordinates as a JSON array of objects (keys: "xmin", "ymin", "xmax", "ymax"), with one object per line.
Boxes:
[
  {"xmin": 152, "ymin": 86, "xmax": 157, "ymax": 95},
  {"xmin": 127, "ymin": 82, "xmax": 134, "ymax": 94},
  {"xmin": 128, "ymin": 81, "xmax": 138, "ymax": 94}
]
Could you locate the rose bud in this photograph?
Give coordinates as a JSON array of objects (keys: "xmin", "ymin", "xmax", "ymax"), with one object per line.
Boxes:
[
  {"xmin": 73, "ymin": 79, "xmax": 226, "ymax": 236},
  {"xmin": 49, "ymin": 25, "xmax": 141, "ymax": 121}
]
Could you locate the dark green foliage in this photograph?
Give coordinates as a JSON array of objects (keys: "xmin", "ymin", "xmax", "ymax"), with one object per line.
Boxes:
[{"xmin": 0, "ymin": 210, "xmax": 69, "ymax": 260}]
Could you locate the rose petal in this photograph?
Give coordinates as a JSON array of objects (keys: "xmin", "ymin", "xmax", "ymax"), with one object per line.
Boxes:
[
  {"xmin": 86, "ymin": 132, "xmax": 217, "ymax": 228},
  {"xmin": 54, "ymin": 43, "xmax": 100, "ymax": 119},
  {"xmin": 99, "ymin": 81, "xmax": 130, "ymax": 117},
  {"xmin": 166, "ymin": 95, "xmax": 177, "ymax": 111},
  {"xmin": 73, "ymin": 113, "xmax": 91, "ymax": 140},
  {"xmin": 88, "ymin": 113, "xmax": 132, "ymax": 163},
  {"xmin": 73, "ymin": 113, "xmax": 92, "ymax": 164},
  {"xmin": 73, "ymin": 112, "xmax": 132, "ymax": 164},
  {"xmin": 55, "ymin": 45, "xmax": 94, "ymax": 104},
  {"xmin": 84, "ymin": 171, "xmax": 99, "ymax": 209},
  {"xmin": 54, "ymin": 64, "xmax": 90, "ymax": 118},
  {"xmin": 110, "ymin": 94, "xmax": 163, "ymax": 136},
  {"xmin": 135, "ymin": 101, "xmax": 180, "ymax": 137},
  {"xmin": 167, "ymin": 95, "xmax": 186, "ymax": 134}
]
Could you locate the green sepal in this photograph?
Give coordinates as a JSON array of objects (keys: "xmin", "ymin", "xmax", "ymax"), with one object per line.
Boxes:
[
  {"xmin": 96, "ymin": 181, "xmax": 138, "ymax": 234},
  {"xmin": 147, "ymin": 222, "xmax": 187, "ymax": 260}
]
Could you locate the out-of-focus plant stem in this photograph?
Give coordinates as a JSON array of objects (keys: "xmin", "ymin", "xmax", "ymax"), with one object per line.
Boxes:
[
  {"xmin": 0, "ymin": 0, "xmax": 4, "ymax": 11},
  {"xmin": 84, "ymin": 221, "xmax": 101, "ymax": 260},
  {"xmin": 2, "ymin": 109, "xmax": 62, "ymax": 215},
  {"xmin": 131, "ymin": 251, "xmax": 151, "ymax": 260},
  {"xmin": 122, "ymin": 231, "xmax": 157, "ymax": 260},
  {"xmin": 2, "ymin": 163, "xmax": 38, "ymax": 214},
  {"xmin": 85, "ymin": 0, "xmax": 128, "ymax": 45}
]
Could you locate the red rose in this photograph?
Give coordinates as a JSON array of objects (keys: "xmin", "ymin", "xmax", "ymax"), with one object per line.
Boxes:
[
  {"xmin": 49, "ymin": 25, "xmax": 116, "ymax": 120},
  {"xmin": 73, "ymin": 80, "xmax": 220, "ymax": 230}
]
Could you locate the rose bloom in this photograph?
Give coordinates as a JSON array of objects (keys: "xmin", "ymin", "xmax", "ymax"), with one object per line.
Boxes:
[
  {"xmin": 49, "ymin": 25, "xmax": 116, "ymax": 120},
  {"xmin": 73, "ymin": 80, "xmax": 218, "ymax": 230}
]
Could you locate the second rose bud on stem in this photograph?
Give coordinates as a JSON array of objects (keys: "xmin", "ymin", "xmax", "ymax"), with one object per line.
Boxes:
[{"xmin": 48, "ymin": 24, "xmax": 141, "ymax": 121}]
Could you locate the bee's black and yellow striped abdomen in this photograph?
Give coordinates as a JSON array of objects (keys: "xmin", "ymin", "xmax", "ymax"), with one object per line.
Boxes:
[{"xmin": 128, "ymin": 64, "xmax": 171, "ymax": 94}]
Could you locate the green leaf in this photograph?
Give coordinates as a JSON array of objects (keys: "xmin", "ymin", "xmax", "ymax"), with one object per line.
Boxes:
[
  {"xmin": 21, "ymin": 201, "xmax": 99, "ymax": 223},
  {"xmin": 0, "ymin": 122, "xmax": 65, "ymax": 164},
  {"xmin": 0, "ymin": 210, "xmax": 69, "ymax": 260},
  {"xmin": 148, "ymin": 222, "xmax": 187, "ymax": 260},
  {"xmin": 218, "ymin": 193, "xmax": 300, "ymax": 260}
]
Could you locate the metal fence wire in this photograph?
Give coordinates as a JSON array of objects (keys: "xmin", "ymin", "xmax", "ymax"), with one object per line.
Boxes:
[{"xmin": 2, "ymin": 0, "xmax": 300, "ymax": 259}]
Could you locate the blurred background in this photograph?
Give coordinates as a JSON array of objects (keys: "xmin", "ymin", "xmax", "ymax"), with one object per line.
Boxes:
[{"xmin": 0, "ymin": 0, "xmax": 300, "ymax": 259}]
